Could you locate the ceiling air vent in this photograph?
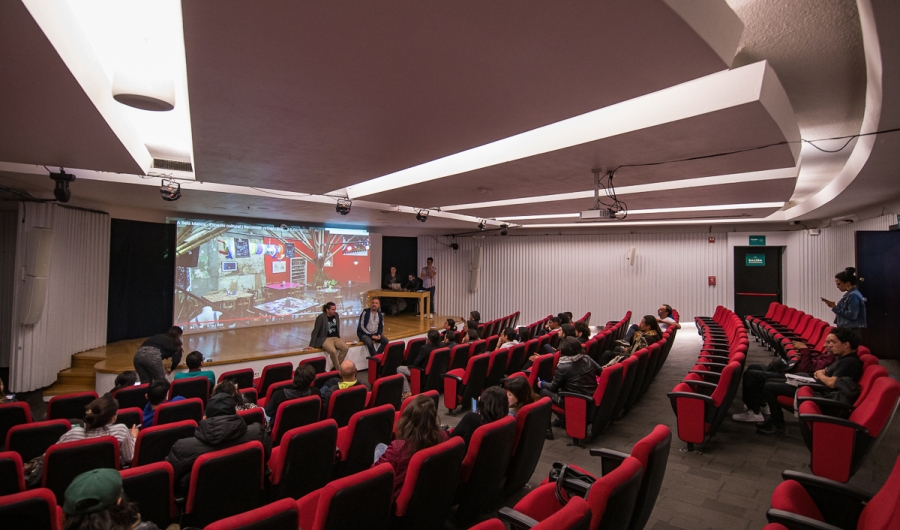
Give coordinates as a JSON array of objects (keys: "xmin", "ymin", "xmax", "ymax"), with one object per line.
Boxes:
[{"xmin": 152, "ymin": 158, "xmax": 193, "ymax": 172}]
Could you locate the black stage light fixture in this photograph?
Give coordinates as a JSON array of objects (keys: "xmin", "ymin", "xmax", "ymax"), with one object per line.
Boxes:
[
  {"xmin": 49, "ymin": 168, "xmax": 75, "ymax": 203},
  {"xmin": 160, "ymin": 178, "xmax": 181, "ymax": 201},
  {"xmin": 477, "ymin": 220, "xmax": 486, "ymax": 231},
  {"xmin": 336, "ymin": 198, "xmax": 352, "ymax": 215},
  {"xmin": 416, "ymin": 209, "xmax": 429, "ymax": 222},
  {"xmin": 500, "ymin": 224, "xmax": 509, "ymax": 236}
]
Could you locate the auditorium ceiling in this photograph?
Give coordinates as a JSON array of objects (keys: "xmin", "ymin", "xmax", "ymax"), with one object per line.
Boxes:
[{"xmin": 0, "ymin": 0, "xmax": 897, "ymax": 234}]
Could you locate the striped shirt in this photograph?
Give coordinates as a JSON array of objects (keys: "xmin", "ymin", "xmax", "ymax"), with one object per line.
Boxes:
[{"xmin": 56, "ymin": 423, "xmax": 135, "ymax": 465}]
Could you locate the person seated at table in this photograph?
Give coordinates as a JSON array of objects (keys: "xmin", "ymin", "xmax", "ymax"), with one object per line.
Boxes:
[
  {"xmin": 174, "ymin": 351, "xmax": 215, "ymax": 385},
  {"xmin": 382, "ymin": 266, "xmax": 403, "ymax": 315},
  {"xmin": 357, "ymin": 297, "xmax": 390, "ymax": 356},
  {"xmin": 403, "ymin": 274, "xmax": 424, "ymax": 314}
]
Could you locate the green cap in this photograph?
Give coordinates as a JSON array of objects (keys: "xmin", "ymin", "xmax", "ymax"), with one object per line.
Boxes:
[{"xmin": 63, "ymin": 468, "xmax": 122, "ymax": 515}]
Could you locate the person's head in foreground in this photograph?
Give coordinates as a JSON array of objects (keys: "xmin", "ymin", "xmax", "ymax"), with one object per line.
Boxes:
[
  {"xmin": 395, "ymin": 394, "xmax": 444, "ymax": 454},
  {"xmin": 63, "ymin": 469, "xmax": 143, "ymax": 530},
  {"xmin": 827, "ymin": 327, "xmax": 860, "ymax": 355},
  {"xmin": 477, "ymin": 386, "xmax": 509, "ymax": 422},
  {"xmin": 506, "ymin": 376, "xmax": 537, "ymax": 414}
]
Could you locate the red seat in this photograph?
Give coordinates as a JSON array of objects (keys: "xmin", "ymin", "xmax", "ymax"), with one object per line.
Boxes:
[
  {"xmin": 668, "ymin": 361, "xmax": 742, "ymax": 452},
  {"xmin": 471, "ymin": 339, "xmax": 488, "ymax": 355},
  {"xmin": 484, "ymin": 348, "xmax": 509, "ymax": 388},
  {"xmin": 237, "ymin": 407, "xmax": 266, "ymax": 427},
  {"xmin": 6, "ymin": 419, "xmax": 70, "ymax": 463},
  {"xmin": 111, "ymin": 383, "xmax": 149, "ymax": 410},
  {"xmin": 0, "ymin": 402, "xmax": 32, "ymax": 447},
  {"xmin": 505, "ymin": 397, "xmax": 553, "ymax": 496},
  {"xmin": 268, "ymin": 420, "xmax": 337, "ymax": 501},
  {"xmin": 297, "ymin": 463, "xmax": 395, "ymax": 530},
  {"xmin": 257, "ymin": 379, "xmax": 291, "ymax": 408},
  {"xmin": 485, "ymin": 334, "xmax": 500, "ymax": 352},
  {"xmin": 336, "ymin": 405, "xmax": 394, "ymax": 477},
  {"xmin": 133, "ymin": 419, "xmax": 197, "ymax": 467},
  {"xmin": 154, "ymin": 397, "xmax": 204, "ymax": 426},
  {"xmin": 120, "ymin": 461, "xmax": 178, "ymax": 528},
  {"xmin": 298, "ymin": 356, "xmax": 328, "ymax": 374},
  {"xmin": 46, "ymin": 391, "xmax": 98, "ymax": 421},
  {"xmin": 0, "ymin": 488, "xmax": 64, "ymax": 530},
  {"xmin": 313, "ymin": 370, "xmax": 339, "ymax": 390},
  {"xmin": 0, "ymin": 450, "xmax": 25, "ymax": 496},
  {"xmin": 218, "ymin": 367, "xmax": 255, "ymax": 389},
  {"xmin": 254, "ymin": 362, "xmax": 294, "ymax": 397},
  {"xmin": 325, "ymin": 384, "xmax": 368, "ymax": 428},
  {"xmin": 240, "ymin": 387, "xmax": 258, "ymax": 404},
  {"xmin": 43, "ymin": 436, "xmax": 120, "ymax": 504},
  {"xmin": 115, "ymin": 407, "xmax": 144, "ymax": 428},
  {"xmin": 169, "ymin": 376, "xmax": 210, "ymax": 404},
  {"xmin": 558, "ymin": 363, "xmax": 623, "ymax": 445},
  {"xmin": 610, "ymin": 355, "xmax": 639, "ymax": 422},
  {"xmin": 367, "ymin": 340, "xmax": 406, "ymax": 382},
  {"xmin": 795, "ymin": 364, "xmax": 888, "ymax": 419},
  {"xmin": 455, "ymin": 415, "xmax": 517, "ymax": 523},
  {"xmin": 270, "ymin": 395, "xmax": 321, "ymax": 445},
  {"xmin": 404, "ymin": 337, "xmax": 427, "ymax": 366},
  {"xmin": 392, "ymin": 437, "xmax": 466, "ymax": 530},
  {"xmin": 183, "ymin": 441, "xmax": 266, "ymax": 528},
  {"xmin": 204, "ymin": 498, "xmax": 300, "ymax": 530},
  {"xmin": 367, "ymin": 373, "xmax": 404, "ymax": 410},
  {"xmin": 484, "ymin": 496, "xmax": 591, "ymax": 530},
  {"xmin": 448, "ymin": 344, "xmax": 472, "ymax": 372},
  {"xmin": 395, "ymin": 391, "xmax": 439, "ymax": 431},
  {"xmin": 506, "ymin": 343, "xmax": 528, "ymax": 375},
  {"xmin": 410, "ymin": 347, "xmax": 450, "ymax": 395},
  {"xmin": 443, "ymin": 353, "xmax": 490, "ymax": 413}
]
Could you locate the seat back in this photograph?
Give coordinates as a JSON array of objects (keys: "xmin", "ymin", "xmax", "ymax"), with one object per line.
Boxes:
[
  {"xmin": 588, "ymin": 363, "xmax": 624, "ymax": 437},
  {"xmin": 449, "ymin": 344, "xmax": 472, "ymax": 371},
  {"xmin": 43, "ymin": 436, "xmax": 119, "ymax": 504},
  {"xmin": 154, "ymin": 397, "xmax": 204, "ymax": 426},
  {"xmin": 460, "ymin": 353, "xmax": 491, "ymax": 400},
  {"xmin": 340, "ymin": 405, "xmax": 395, "ymax": 477},
  {"xmin": 379, "ymin": 341, "xmax": 406, "ymax": 377},
  {"xmin": 185, "ymin": 441, "xmax": 265, "ymax": 528},
  {"xmin": 523, "ymin": 339, "xmax": 539, "ymax": 360},
  {"xmin": 622, "ymin": 348, "xmax": 650, "ymax": 414},
  {"xmin": 0, "ymin": 488, "xmax": 62, "ymax": 530},
  {"xmin": 486, "ymin": 335, "xmax": 500, "ymax": 352},
  {"xmin": 300, "ymin": 463, "xmax": 394, "ymax": 530},
  {"xmin": 205, "ymin": 498, "xmax": 301, "ymax": 530},
  {"xmin": 505, "ymin": 397, "xmax": 553, "ymax": 496},
  {"xmin": 612, "ymin": 356, "xmax": 639, "ymax": 421},
  {"xmin": 850, "ymin": 377, "xmax": 900, "ymax": 439},
  {"xmin": 237, "ymin": 407, "xmax": 266, "ymax": 427},
  {"xmin": 112, "ymin": 384, "xmax": 150, "ymax": 410},
  {"xmin": 506, "ymin": 343, "xmax": 528, "ymax": 374},
  {"xmin": 420, "ymin": 348, "xmax": 450, "ymax": 393},
  {"xmin": 485, "ymin": 349, "xmax": 509, "ymax": 388},
  {"xmin": 405, "ymin": 337, "xmax": 427, "ymax": 364},
  {"xmin": 46, "ymin": 391, "xmax": 98, "ymax": 421},
  {"xmin": 0, "ymin": 402, "xmax": 32, "ymax": 445},
  {"xmin": 394, "ymin": 437, "xmax": 466, "ymax": 529},
  {"xmin": 327, "ymin": 384, "xmax": 368, "ymax": 428},
  {"xmin": 114, "ymin": 407, "xmax": 143, "ymax": 428},
  {"xmin": 531, "ymin": 353, "xmax": 556, "ymax": 386},
  {"xmin": 133, "ymin": 420, "xmax": 197, "ymax": 467},
  {"xmin": 256, "ymin": 362, "xmax": 294, "ymax": 396},
  {"xmin": 261, "ymin": 380, "xmax": 292, "ymax": 406},
  {"xmin": 456, "ymin": 416, "xmax": 517, "ymax": 522},
  {"xmin": 0, "ymin": 450, "xmax": 25, "ymax": 495},
  {"xmin": 121, "ymin": 461, "xmax": 178, "ymax": 528},
  {"xmin": 369, "ymin": 374, "xmax": 404, "ymax": 410},
  {"xmin": 6, "ymin": 420, "xmax": 70, "ymax": 462},
  {"xmin": 587, "ymin": 456, "xmax": 643, "ymax": 530},
  {"xmin": 273, "ymin": 420, "xmax": 337, "ymax": 500},
  {"xmin": 272, "ymin": 395, "xmax": 321, "ymax": 445},
  {"xmin": 616, "ymin": 425, "xmax": 671, "ymax": 530},
  {"xmin": 169, "ymin": 376, "xmax": 210, "ymax": 404},
  {"xmin": 299, "ymin": 356, "xmax": 328, "ymax": 374},
  {"xmin": 240, "ymin": 387, "xmax": 259, "ymax": 404},
  {"xmin": 472, "ymin": 339, "xmax": 488, "ymax": 355},
  {"xmin": 855, "ymin": 365, "xmax": 889, "ymax": 407},
  {"xmin": 638, "ymin": 341, "xmax": 664, "ymax": 398},
  {"xmin": 858, "ymin": 453, "xmax": 900, "ymax": 530},
  {"xmin": 218, "ymin": 367, "xmax": 255, "ymax": 389}
]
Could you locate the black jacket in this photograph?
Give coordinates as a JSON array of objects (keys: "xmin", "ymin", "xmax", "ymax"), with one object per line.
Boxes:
[
  {"xmin": 383, "ymin": 274, "xmax": 401, "ymax": 289},
  {"xmin": 404, "ymin": 277, "xmax": 423, "ymax": 291},
  {"xmin": 264, "ymin": 386, "xmax": 321, "ymax": 419},
  {"xmin": 166, "ymin": 415, "xmax": 272, "ymax": 494},
  {"xmin": 413, "ymin": 343, "xmax": 443, "ymax": 369},
  {"xmin": 310, "ymin": 313, "xmax": 341, "ymax": 348},
  {"xmin": 545, "ymin": 354, "xmax": 600, "ymax": 397}
]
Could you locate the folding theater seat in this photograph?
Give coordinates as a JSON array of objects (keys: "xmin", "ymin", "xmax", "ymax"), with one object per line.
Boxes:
[
  {"xmin": 46, "ymin": 391, "xmax": 98, "ymax": 421},
  {"xmin": 0, "ymin": 488, "xmax": 64, "ymax": 530},
  {"xmin": 168, "ymin": 375, "xmax": 210, "ymax": 404},
  {"xmin": 766, "ymin": 453, "xmax": 900, "ymax": 530},
  {"xmin": 218, "ymin": 367, "xmax": 255, "ymax": 389},
  {"xmin": 395, "ymin": 391, "xmax": 439, "ymax": 431},
  {"xmin": 577, "ymin": 311, "xmax": 591, "ymax": 325},
  {"xmin": 367, "ymin": 340, "xmax": 406, "ymax": 383},
  {"xmin": 325, "ymin": 384, "xmax": 368, "ymax": 428},
  {"xmin": 472, "ymin": 339, "xmax": 488, "ymax": 355},
  {"xmin": 636, "ymin": 340, "xmax": 666, "ymax": 399},
  {"xmin": 746, "ymin": 302, "xmax": 782, "ymax": 340},
  {"xmin": 257, "ymin": 380, "xmax": 291, "ymax": 408},
  {"xmin": 181, "ymin": 441, "xmax": 266, "ymax": 528},
  {"xmin": 584, "ymin": 337, "xmax": 601, "ymax": 364},
  {"xmin": 506, "ymin": 353, "xmax": 554, "ymax": 392},
  {"xmin": 410, "ymin": 347, "xmax": 449, "ymax": 395},
  {"xmin": 792, "ymin": 364, "xmax": 887, "ymax": 422},
  {"xmin": 504, "ymin": 397, "xmax": 553, "ymax": 496},
  {"xmin": 536, "ymin": 334, "xmax": 552, "ymax": 354},
  {"xmin": 132, "ymin": 420, "xmax": 197, "ymax": 467},
  {"xmin": 6, "ymin": 419, "xmax": 70, "ymax": 462},
  {"xmin": 298, "ymin": 355, "xmax": 328, "ymax": 374},
  {"xmin": 589, "ymin": 424, "xmax": 672, "ymax": 530},
  {"xmin": 449, "ymin": 343, "xmax": 472, "ymax": 371},
  {"xmin": 558, "ymin": 363, "xmax": 623, "ymax": 446},
  {"xmin": 367, "ymin": 373, "xmax": 404, "ymax": 410},
  {"xmin": 484, "ymin": 496, "xmax": 591, "ymax": 530},
  {"xmin": 43, "ymin": 436, "xmax": 120, "ymax": 504},
  {"xmin": 112, "ymin": 383, "xmax": 149, "ymax": 409},
  {"xmin": 486, "ymin": 334, "xmax": 500, "ymax": 352},
  {"xmin": 522, "ymin": 338, "xmax": 539, "ymax": 362},
  {"xmin": 404, "ymin": 337, "xmax": 427, "ymax": 366},
  {"xmin": 335, "ymin": 405, "xmax": 394, "ymax": 477},
  {"xmin": 484, "ymin": 348, "xmax": 509, "ymax": 389},
  {"xmin": 391, "ymin": 437, "xmax": 466, "ymax": 530},
  {"xmin": 797, "ymin": 376, "xmax": 900, "ymax": 483},
  {"xmin": 114, "ymin": 407, "xmax": 144, "ymax": 428},
  {"xmin": 297, "ymin": 463, "xmax": 395, "ymax": 530},
  {"xmin": 254, "ymin": 362, "xmax": 294, "ymax": 398},
  {"xmin": 511, "ymin": 311, "xmax": 521, "ymax": 328},
  {"xmin": 268, "ymin": 420, "xmax": 337, "ymax": 500},
  {"xmin": 0, "ymin": 450, "xmax": 25, "ymax": 496},
  {"xmin": 453, "ymin": 415, "xmax": 517, "ymax": 523},
  {"xmin": 667, "ymin": 361, "xmax": 742, "ymax": 452},
  {"xmin": 270, "ymin": 395, "xmax": 321, "ymax": 445},
  {"xmin": 239, "ymin": 387, "xmax": 258, "ymax": 404},
  {"xmin": 444, "ymin": 354, "xmax": 490, "ymax": 414},
  {"xmin": 506, "ymin": 343, "xmax": 529, "ymax": 375},
  {"xmin": 651, "ymin": 330, "xmax": 677, "ymax": 381},
  {"xmin": 120, "ymin": 461, "xmax": 179, "ymax": 528},
  {"xmin": 609, "ymin": 355, "xmax": 640, "ymax": 422},
  {"xmin": 237, "ymin": 407, "xmax": 265, "ymax": 427},
  {"xmin": 621, "ymin": 348, "xmax": 652, "ymax": 416},
  {"xmin": 154, "ymin": 397, "xmax": 204, "ymax": 426},
  {"xmin": 0, "ymin": 402, "xmax": 32, "ymax": 446},
  {"xmin": 205, "ymin": 498, "xmax": 301, "ymax": 530},
  {"xmin": 506, "ymin": 456, "xmax": 643, "ymax": 530},
  {"xmin": 477, "ymin": 324, "xmax": 487, "ymax": 337}
]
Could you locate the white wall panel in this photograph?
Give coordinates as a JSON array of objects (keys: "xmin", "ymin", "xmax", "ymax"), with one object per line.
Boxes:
[
  {"xmin": 417, "ymin": 233, "xmax": 729, "ymax": 327},
  {"xmin": 0, "ymin": 210, "xmax": 17, "ymax": 367}
]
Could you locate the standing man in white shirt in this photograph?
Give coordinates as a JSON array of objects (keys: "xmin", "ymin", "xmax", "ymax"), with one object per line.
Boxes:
[{"xmin": 421, "ymin": 257, "xmax": 437, "ymax": 319}]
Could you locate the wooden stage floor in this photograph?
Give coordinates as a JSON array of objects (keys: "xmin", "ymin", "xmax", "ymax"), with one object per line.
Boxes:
[{"xmin": 87, "ymin": 313, "xmax": 462, "ymax": 374}]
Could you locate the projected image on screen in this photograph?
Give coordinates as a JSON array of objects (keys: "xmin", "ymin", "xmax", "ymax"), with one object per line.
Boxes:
[{"xmin": 173, "ymin": 219, "xmax": 371, "ymax": 334}]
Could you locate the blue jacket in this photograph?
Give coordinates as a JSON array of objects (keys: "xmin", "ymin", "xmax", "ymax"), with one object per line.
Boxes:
[
  {"xmin": 142, "ymin": 396, "xmax": 185, "ymax": 428},
  {"xmin": 833, "ymin": 287, "xmax": 866, "ymax": 328},
  {"xmin": 357, "ymin": 308, "xmax": 384, "ymax": 337}
]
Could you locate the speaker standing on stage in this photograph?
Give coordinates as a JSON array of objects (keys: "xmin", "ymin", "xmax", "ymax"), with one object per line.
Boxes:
[
  {"xmin": 311, "ymin": 302, "xmax": 350, "ymax": 370},
  {"xmin": 133, "ymin": 326, "xmax": 183, "ymax": 384},
  {"xmin": 421, "ymin": 257, "xmax": 437, "ymax": 318},
  {"xmin": 358, "ymin": 297, "xmax": 390, "ymax": 356}
]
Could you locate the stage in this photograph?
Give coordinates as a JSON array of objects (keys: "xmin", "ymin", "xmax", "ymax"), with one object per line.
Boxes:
[{"xmin": 72, "ymin": 313, "xmax": 461, "ymax": 396}]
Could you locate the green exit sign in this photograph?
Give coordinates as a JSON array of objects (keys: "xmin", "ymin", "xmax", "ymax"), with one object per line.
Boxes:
[
  {"xmin": 746, "ymin": 254, "xmax": 766, "ymax": 267},
  {"xmin": 749, "ymin": 235, "xmax": 766, "ymax": 246}
]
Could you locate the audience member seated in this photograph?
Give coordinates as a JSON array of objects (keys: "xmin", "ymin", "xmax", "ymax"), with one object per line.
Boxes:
[
  {"xmin": 574, "ymin": 321, "xmax": 591, "ymax": 344},
  {"xmin": 320, "ymin": 360, "xmax": 369, "ymax": 407},
  {"xmin": 460, "ymin": 327, "xmax": 480, "ymax": 345},
  {"xmin": 561, "ymin": 312, "xmax": 573, "ymax": 325},
  {"xmin": 357, "ymin": 298, "xmax": 390, "ymax": 356},
  {"xmin": 656, "ymin": 304, "xmax": 681, "ymax": 331},
  {"xmin": 216, "ymin": 379, "xmax": 267, "ymax": 421},
  {"xmin": 516, "ymin": 326, "xmax": 531, "ymax": 344},
  {"xmin": 541, "ymin": 316, "xmax": 562, "ymax": 336},
  {"xmin": 540, "ymin": 323, "xmax": 575, "ymax": 354},
  {"xmin": 443, "ymin": 330, "xmax": 459, "ymax": 350},
  {"xmin": 373, "ymin": 394, "xmax": 449, "ymax": 500},
  {"xmin": 0, "ymin": 376, "xmax": 16, "ymax": 403},
  {"xmin": 469, "ymin": 311, "xmax": 481, "ymax": 326},
  {"xmin": 174, "ymin": 351, "xmax": 216, "ymax": 385},
  {"xmin": 600, "ymin": 315, "xmax": 662, "ymax": 366},
  {"xmin": 263, "ymin": 364, "xmax": 320, "ymax": 419},
  {"xmin": 398, "ymin": 330, "xmax": 443, "ymax": 396},
  {"xmin": 142, "ymin": 380, "xmax": 185, "ymax": 429},
  {"xmin": 441, "ymin": 319, "xmax": 457, "ymax": 339},
  {"xmin": 538, "ymin": 338, "xmax": 600, "ymax": 414},
  {"xmin": 506, "ymin": 377, "xmax": 537, "ymax": 417},
  {"xmin": 757, "ymin": 328, "xmax": 863, "ymax": 435},
  {"xmin": 450, "ymin": 387, "xmax": 509, "ymax": 447},
  {"xmin": 104, "ymin": 371, "xmax": 137, "ymax": 397},
  {"xmin": 166, "ymin": 392, "xmax": 272, "ymax": 495},
  {"xmin": 62, "ymin": 469, "xmax": 159, "ymax": 530},
  {"xmin": 498, "ymin": 327, "xmax": 519, "ymax": 350},
  {"xmin": 55, "ymin": 395, "xmax": 138, "ymax": 466}
]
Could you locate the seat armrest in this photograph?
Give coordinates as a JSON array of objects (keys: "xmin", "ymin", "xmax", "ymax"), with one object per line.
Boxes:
[
  {"xmin": 688, "ymin": 370, "xmax": 721, "ymax": 378},
  {"xmin": 696, "ymin": 361, "xmax": 728, "ymax": 368},
  {"xmin": 780, "ymin": 470, "xmax": 873, "ymax": 503},
  {"xmin": 797, "ymin": 414, "xmax": 868, "ymax": 434},
  {"xmin": 795, "ymin": 397, "xmax": 854, "ymax": 411},
  {"xmin": 498, "ymin": 507, "xmax": 540, "ymax": 529},
  {"xmin": 667, "ymin": 391, "xmax": 714, "ymax": 403},
  {"xmin": 588, "ymin": 447, "xmax": 629, "ymax": 461},
  {"xmin": 680, "ymin": 380, "xmax": 718, "ymax": 389},
  {"xmin": 766, "ymin": 509, "xmax": 843, "ymax": 530},
  {"xmin": 443, "ymin": 374, "xmax": 463, "ymax": 383},
  {"xmin": 365, "ymin": 356, "xmax": 381, "ymax": 362},
  {"xmin": 798, "ymin": 382, "xmax": 828, "ymax": 391},
  {"xmin": 558, "ymin": 391, "xmax": 592, "ymax": 402}
]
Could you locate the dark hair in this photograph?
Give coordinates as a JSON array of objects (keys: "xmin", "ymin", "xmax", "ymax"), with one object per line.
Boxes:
[
  {"xmin": 563, "ymin": 312, "xmax": 574, "ymax": 322},
  {"xmin": 445, "ymin": 318, "xmax": 456, "ymax": 330},
  {"xmin": 322, "ymin": 302, "xmax": 336, "ymax": 312},
  {"xmin": 83, "ymin": 395, "xmax": 119, "ymax": 430},
  {"xmin": 147, "ymin": 379, "xmax": 171, "ymax": 406},
  {"xmin": 660, "ymin": 304, "xmax": 673, "ymax": 317},
  {"xmin": 466, "ymin": 319, "xmax": 479, "ymax": 332},
  {"xmin": 830, "ymin": 327, "xmax": 861, "ymax": 349},
  {"xmin": 517, "ymin": 327, "xmax": 531, "ymax": 342},
  {"xmin": 641, "ymin": 315, "xmax": 662, "ymax": 335},
  {"xmin": 559, "ymin": 337, "xmax": 584, "ymax": 358},
  {"xmin": 478, "ymin": 386, "xmax": 509, "ymax": 423},
  {"xmin": 467, "ymin": 328, "xmax": 480, "ymax": 341},
  {"xmin": 561, "ymin": 324, "xmax": 576, "ymax": 338},
  {"xmin": 212, "ymin": 380, "xmax": 244, "ymax": 405},
  {"xmin": 574, "ymin": 321, "xmax": 590, "ymax": 338},
  {"xmin": 112, "ymin": 371, "xmax": 137, "ymax": 392},
  {"xmin": 501, "ymin": 327, "xmax": 516, "ymax": 341},
  {"xmin": 370, "ymin": 296, "xmax": 380, "ymax": 304},
  {"xmin": 505, "ymin": 376, "xmax": 536, "ymax": 412},
  {"xmin": 185, "ymin": 351, "xmax": 204, "ymax": 370},
  {"xmin": 469, "ymin": 311, "xmax": 481, "ymax": 322},
  {"xmin": 427, "ymin": 257, "xmax": 433, "ymax": 262},
  {"xmin": 445, "ymin": 330, "xmax": 457, "ymax": 343},
  {"xmin": 64, "ymin": 492, "xmax": 140, "ymax": 530},
  {"xmin": 167, "ymin": 326, "xmax": 183, "ymax": 338},
  {"xmin": 549, "ymin": 317, "xmax": 561, "ymax": 325},
  {"xmin": 835, "ymin": 267, "xmax": 859, "ymax": 286},
  {"xmin": 395, "ymin": 395, "xmax": 444, "ymax": 455},
  {"xmin": 427, "ymin": 330, "xmax": 442, "ymax": 344},
  {"xmin": 293, "ymin": 364, "xmax": 316, "ymax": 390}
]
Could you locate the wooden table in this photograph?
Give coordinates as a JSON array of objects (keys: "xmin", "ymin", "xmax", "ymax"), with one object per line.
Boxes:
[{"xmin": 366, "ymin": 289, "xmax": 430, "ymax": 321}]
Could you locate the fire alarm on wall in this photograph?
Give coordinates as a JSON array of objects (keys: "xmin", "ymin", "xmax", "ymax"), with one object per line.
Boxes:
[
  {"xmin": 708, "ymin": 237, "xmax": 716, "ymax": 243},
  {"xmin": 708, "ymin": 276, "xmax": 717, "ymax": 286}
]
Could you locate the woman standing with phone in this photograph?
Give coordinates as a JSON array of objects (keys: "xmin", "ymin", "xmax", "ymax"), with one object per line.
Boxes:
[{"xmin": 822, "ymin": 267, "xmax": 866, "ymax": 334}]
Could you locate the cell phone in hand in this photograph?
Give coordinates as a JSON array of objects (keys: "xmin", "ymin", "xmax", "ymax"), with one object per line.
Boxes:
[{"xmin": 471, "ymin": 398, "xmax": 477, "ymax": 413}]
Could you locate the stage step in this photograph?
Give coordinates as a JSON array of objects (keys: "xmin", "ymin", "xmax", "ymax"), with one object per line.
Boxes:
[{"xmin": 43, "ymin": 355, "xmax": 103, "ymax": 399}]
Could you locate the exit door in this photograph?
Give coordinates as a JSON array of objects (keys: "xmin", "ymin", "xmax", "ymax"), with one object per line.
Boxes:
[
  {"xmin": 856, "ymin": 231, "xmax": 900, "ymax": 359},
  {"xmin": 734, "ymin": 246, "xmax": 784, "ymax": 318}
]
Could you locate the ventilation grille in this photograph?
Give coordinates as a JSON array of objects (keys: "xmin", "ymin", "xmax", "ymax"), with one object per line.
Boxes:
[{"xmin": 152, "ymin": 158, "xmax": 194, "ymax": 172}]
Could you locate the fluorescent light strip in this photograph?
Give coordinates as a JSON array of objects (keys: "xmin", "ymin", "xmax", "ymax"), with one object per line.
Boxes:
[
  {"xmin": 522, "ymin": 218, "xmax": 767, "ymax": 228},
  {"xmin": 497, "ymin": 202, "xmax": 784, "ymax": 221}
]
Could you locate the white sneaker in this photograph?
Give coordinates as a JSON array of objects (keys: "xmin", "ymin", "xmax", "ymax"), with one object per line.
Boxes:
[
  {"xmin": 732, "ymin": 410, "xmax": 765, "ymax": 423},
  {"xmin": 760, "ymin": 404, "xmax": 771, "ymax": 415}
]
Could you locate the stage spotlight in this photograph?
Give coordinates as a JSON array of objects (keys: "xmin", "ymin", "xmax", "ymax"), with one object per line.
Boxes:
[
  {"xmin": 416, "ymin": 209, "xmax": 429, "ymax": 222},
  {"xmin": 477, "ymin": 220, "xmax": 486, "ymax": 231},
  {"xmin": 500, "ymin": 224, "xmax": 509, "ymax": 236},
  {"xmin": 49, "ymin": 169, "xmax": 75, "ymax": 203},
  {"xmin": 336, "ymin": 198, "xmax": 352, "ymax": 215},
  {"xmin": 160, "ymin": 178, "xmax": 181, "ymax": 201}
]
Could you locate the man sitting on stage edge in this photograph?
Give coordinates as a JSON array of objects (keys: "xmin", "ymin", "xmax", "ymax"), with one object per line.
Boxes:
[
  {"xmin": 358, "ymin": 297, "xmax": 390, "ymax": 356},
  {"xmin": 311, "ymin": 302, "xmax": 350, "ymax": 370}
]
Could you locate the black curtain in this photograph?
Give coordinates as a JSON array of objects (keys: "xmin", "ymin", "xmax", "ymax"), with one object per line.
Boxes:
[
  {"xmin": 107, "ymin": 219, "xmax": 176, "ymax": 343},
  {"xmin": 381, "ymin": 236, "xmax": 418, "ymax": 285}
]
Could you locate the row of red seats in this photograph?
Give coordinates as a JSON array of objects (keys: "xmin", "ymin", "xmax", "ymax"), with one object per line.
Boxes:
[
  {"xmin": 747, "ymin": 302, "xmax": 834, "ymax": 359},
  {"xmin": 476, "ymin": 310, "xmax": 521, "ymax": 341}
]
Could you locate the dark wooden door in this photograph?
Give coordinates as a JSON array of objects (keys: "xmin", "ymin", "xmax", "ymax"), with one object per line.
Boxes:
[
  {"xmin": 855, "ymin": 230, "xmax": 900, "ymax": 359},
  {"xmin": 733, "ymin": 246, "xmax": 783, "ymax": 319}
]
